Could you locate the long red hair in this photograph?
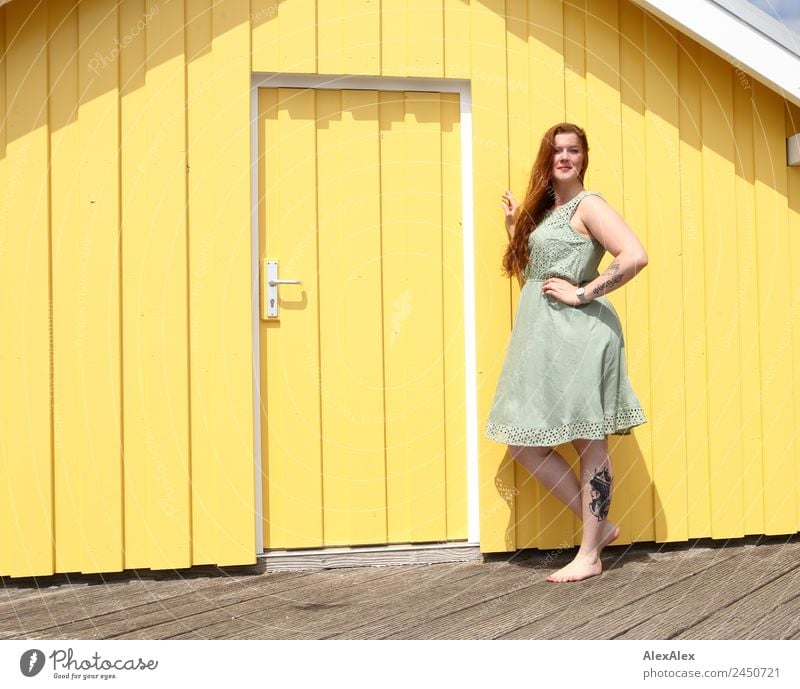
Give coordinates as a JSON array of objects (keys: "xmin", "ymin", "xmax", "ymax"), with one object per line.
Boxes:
[{"xmin": 501, "ymin": 122, "xmax": 590, "ymax": 280}]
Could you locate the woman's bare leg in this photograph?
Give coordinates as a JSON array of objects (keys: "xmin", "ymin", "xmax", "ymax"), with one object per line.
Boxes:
[
  {"xmin": 508, "ymin": 444, "xmax": 582, "ymax": 518},
  {"xmin": 545, "ymin": 436, "xmax": 620, "ymax": 583}
]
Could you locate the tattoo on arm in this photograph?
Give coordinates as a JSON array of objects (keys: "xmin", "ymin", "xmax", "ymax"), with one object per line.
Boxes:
[
  {"xmin": 589, "ymin": 466, "xmax": 613, "ymax": 521},
  {"xmin": 591, "ymin": 274, "xmax": 624, "ymax": 297},
  {"xmin": 591, "ymin": 260, "xmax": 624, "ymax": 297}
]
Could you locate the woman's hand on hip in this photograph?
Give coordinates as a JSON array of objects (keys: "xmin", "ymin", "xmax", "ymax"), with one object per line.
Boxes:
[{"xmin": 542, "ymin": 277, "xmax": 582, "ymax": 306}]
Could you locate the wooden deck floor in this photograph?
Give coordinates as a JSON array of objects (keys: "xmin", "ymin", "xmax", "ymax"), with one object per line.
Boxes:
[{"xmin": 2, "ymin": 535, "xmax": 799, "ymax": 640}]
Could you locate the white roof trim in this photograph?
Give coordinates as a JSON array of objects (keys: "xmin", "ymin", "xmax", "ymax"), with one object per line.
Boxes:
[
  {"xmin": 710, "ymin": 0, "xmax": 800, "ymax": 57},
  {"xmin": 630, "ymin": 0, "xmax": 800, "ymax": 108}
]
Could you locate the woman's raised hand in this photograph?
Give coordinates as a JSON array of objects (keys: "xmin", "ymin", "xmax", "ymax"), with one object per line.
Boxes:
[{"xmin": 500, "ymin": 189, "xmax": 519, "ymax": 238}]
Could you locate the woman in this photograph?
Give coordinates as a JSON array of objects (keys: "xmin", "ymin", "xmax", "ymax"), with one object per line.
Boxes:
[{"xmin": 484, "ymin": 122, "xmax": 648, "ymax": 583}]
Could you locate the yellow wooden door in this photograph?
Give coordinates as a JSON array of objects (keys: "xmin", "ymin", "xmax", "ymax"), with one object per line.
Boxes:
[{"xmin": 257, "ymin": 87, "xmax": 467, "ymax": 550}]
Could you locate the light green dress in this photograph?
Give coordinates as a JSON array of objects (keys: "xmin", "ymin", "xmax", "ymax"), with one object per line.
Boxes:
[{"xmin": 484, "ymin": 190, "xmax": 647, "ymax": 447}]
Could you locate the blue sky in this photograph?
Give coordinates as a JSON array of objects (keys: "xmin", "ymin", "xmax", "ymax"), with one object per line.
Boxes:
[{"xmin": 745, "ymin": 0, "xmax": 800, "ymax": 33}]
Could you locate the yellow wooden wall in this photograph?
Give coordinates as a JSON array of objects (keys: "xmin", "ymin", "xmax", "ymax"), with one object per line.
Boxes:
[
  {"xmin": 1, "ymin": 0, "xmax": 799, "ymax": 578},
  {"xmin": 0, "ymin": 0, "xmax": 255, "ymax": 577}
]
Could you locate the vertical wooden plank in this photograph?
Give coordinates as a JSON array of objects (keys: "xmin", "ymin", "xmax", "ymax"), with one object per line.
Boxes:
[
  {"xmin": 701, "ymin": 50, "xmax": 743, "ymax": 537},
  {"xmin": 207, "ymin": 0, "xmax": 256, "ymax": 564},
  {"xmin": 49, "ymin": 0, "xmax": 82, "ymax": 574},
  {"xmin": 563, "ymin": 0, "xmax": 586, "ymax": 126},
  {"xmin": 120, "ymin": 0, "xmax": 148, "ymax": 567},
  {"xmin": 318, "ymin": 90, "xmax": 385, "ymax": 545},
  {"xmin": 334, "ymin": 89, "xmax": 385, "ymax": 544},
  {"xmin": 379, "ymin": 90, "xmax": 409, "ymax": 541},
  {"xmin": 250, "ymin": 0, "xmax": 280, "ymax": 72},
  {"xmin": 619, "ymin": 0, "xmax": 654, "ymax": 541},
  {"xmin": 316, "ymin": 89, "xmax": 351, "ymax": 547},
  {"xmin": 787, "ymin": 100, "xmax": 800, "ymax": 533},
  {"xmin": 733, "ymin": 63, "xmax": 764, "ymax": 536},
  {"xmin": 139, "ymin": 0, "xmax": 191, "ymax": 568},
  {"xmin": 677, "ymin": 35, "xmax": 710, "ymax": 539},
  {"xmin": 443, "ymin": 0, "xmax": 470, "ymax": 80},
  {"xmin": 407, "ymin": 0, "xmax": 444, "ymax": 77},
  {"xmin": 0, "ymin": 1, "xmax": 8, "ymax": 575},
  {"xmin": 0, "ymin": 2, "xmax": 6, "ymax": 576},
  {"xmin": 257, "ymin": 87, "xmax": 285, "ymax": 548},
  {"xmin": 75, "ymin": 0, "xmax": 123, "ymax": 573},
  {"xmin": 752, "ymin": 80, "xmax": 795, "ymax": 535},
  {"xmin": 441, "ymin": 91, "xmax": 467, "ymax": 539},
  {"xmin": 528, "ymin": 0, "xmax": 565, "ymax": 135},
  {"xmin": 586, "ymin": 0, "xmax": 623, "ymax": 204},
  {"xmin": 586, "ymin": 0, "xmax": 638, "ymax": 545},
  {"xmin": 186, "ymin": 0, "xmax": 219, "ymax": 562},
  {"xmin": 264, "ymin": 88, "xmax": 323, "ymax": 548},
  {"xmin": 276, "ymin": 0, "xmax": 315, "ymax": 73},
  {"xmin": 382, "ymin": 0, "xmax": 407, "ymax": 76},
  {"xmin": 1, "ymin": 0, "xmax": 53, "ymax": 577},
  {"xmin": 402, "ymin": 91, "xmax": 447, "ymax": 540},
  {"xmin": 644, "ymin": 16, "xmax": 687, "ymax": 542},
  {"xmin": 473, "ymin": 0, "xmax": 515, "ymax": 554},
  {"xmin": 343, "ymin": 0, "xmax": 380, "ymax": 75},
  {"xmin": 318, "ymin": 0, "xmax": 344, "ymax": 74}
]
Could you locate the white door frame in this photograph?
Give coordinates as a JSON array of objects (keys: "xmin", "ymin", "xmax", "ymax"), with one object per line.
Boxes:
[{"xmin": 249, "ymin": 72, "xmax": 479, "ymax": 554}]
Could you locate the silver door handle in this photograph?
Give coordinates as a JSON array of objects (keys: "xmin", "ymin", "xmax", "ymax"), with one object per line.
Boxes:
[{"xmin": 261, "ymin": 259, "xmax": 302, "ymax": 319}]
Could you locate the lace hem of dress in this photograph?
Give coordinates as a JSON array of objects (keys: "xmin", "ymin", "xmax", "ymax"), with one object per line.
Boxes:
[{"xmin": 485, "ymin": 408, "xmax": 647, "ymax": 447}]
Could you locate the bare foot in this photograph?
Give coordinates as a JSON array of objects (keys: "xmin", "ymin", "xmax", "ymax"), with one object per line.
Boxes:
[{"xmin": 545, "ymin": 521, "xmax": 620, "ymax": 583}]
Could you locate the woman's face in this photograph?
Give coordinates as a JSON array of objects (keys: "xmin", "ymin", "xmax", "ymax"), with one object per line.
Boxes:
[{"xmin": 551, "ymin": 131, "xmax": 584, "ymax": 182}]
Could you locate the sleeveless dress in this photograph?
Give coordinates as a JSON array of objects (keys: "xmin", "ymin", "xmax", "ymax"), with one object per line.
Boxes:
[{"xmin": 484, "ymin": 190, "xmax": 647, "ymax": 447}]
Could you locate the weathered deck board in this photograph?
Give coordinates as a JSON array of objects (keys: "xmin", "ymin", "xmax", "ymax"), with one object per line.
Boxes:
[
  {"xmin": 15, "ymin": 568, "xmax": 357, "ymax": 639},
  {"xmin": 125, "ymin": 565, "xmax": 424, "ymax": 640},
  {"xmin": 0, "ymin": 567, "xmax": 304, "ymax": 638},
  {"xmin": 0, "ymin": 577, "xmax": 233, "ymax": 638},
  {"xmin": 1, "ymin": 537, "xmax": 798, "ymax": 639},
  {"xmin": 216, "ymin": 564, "xmax": 494, "ymax": 641},
  {"xmin": 613, "ymin": 543, "xmax": 800, "ymax": 639},
  {"xmin": 388, "ymin": 545, "xmax": 733, "ymax": 639},
  {"xmin": 165, "ymin": 563, "xmax": 489, "ymax": 640},
  {"xmin": 672, "ymin": 558, "xmax": 800, "ymax": 640},
  {"xmin": 328, "ymin": 560, "xmax": 540, "ymax": 640}
]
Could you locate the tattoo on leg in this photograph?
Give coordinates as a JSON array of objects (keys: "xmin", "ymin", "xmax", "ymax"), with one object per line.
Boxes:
[{"xmin": 589, "ymin": 466, "xmax": 612, "ymax": 521}]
